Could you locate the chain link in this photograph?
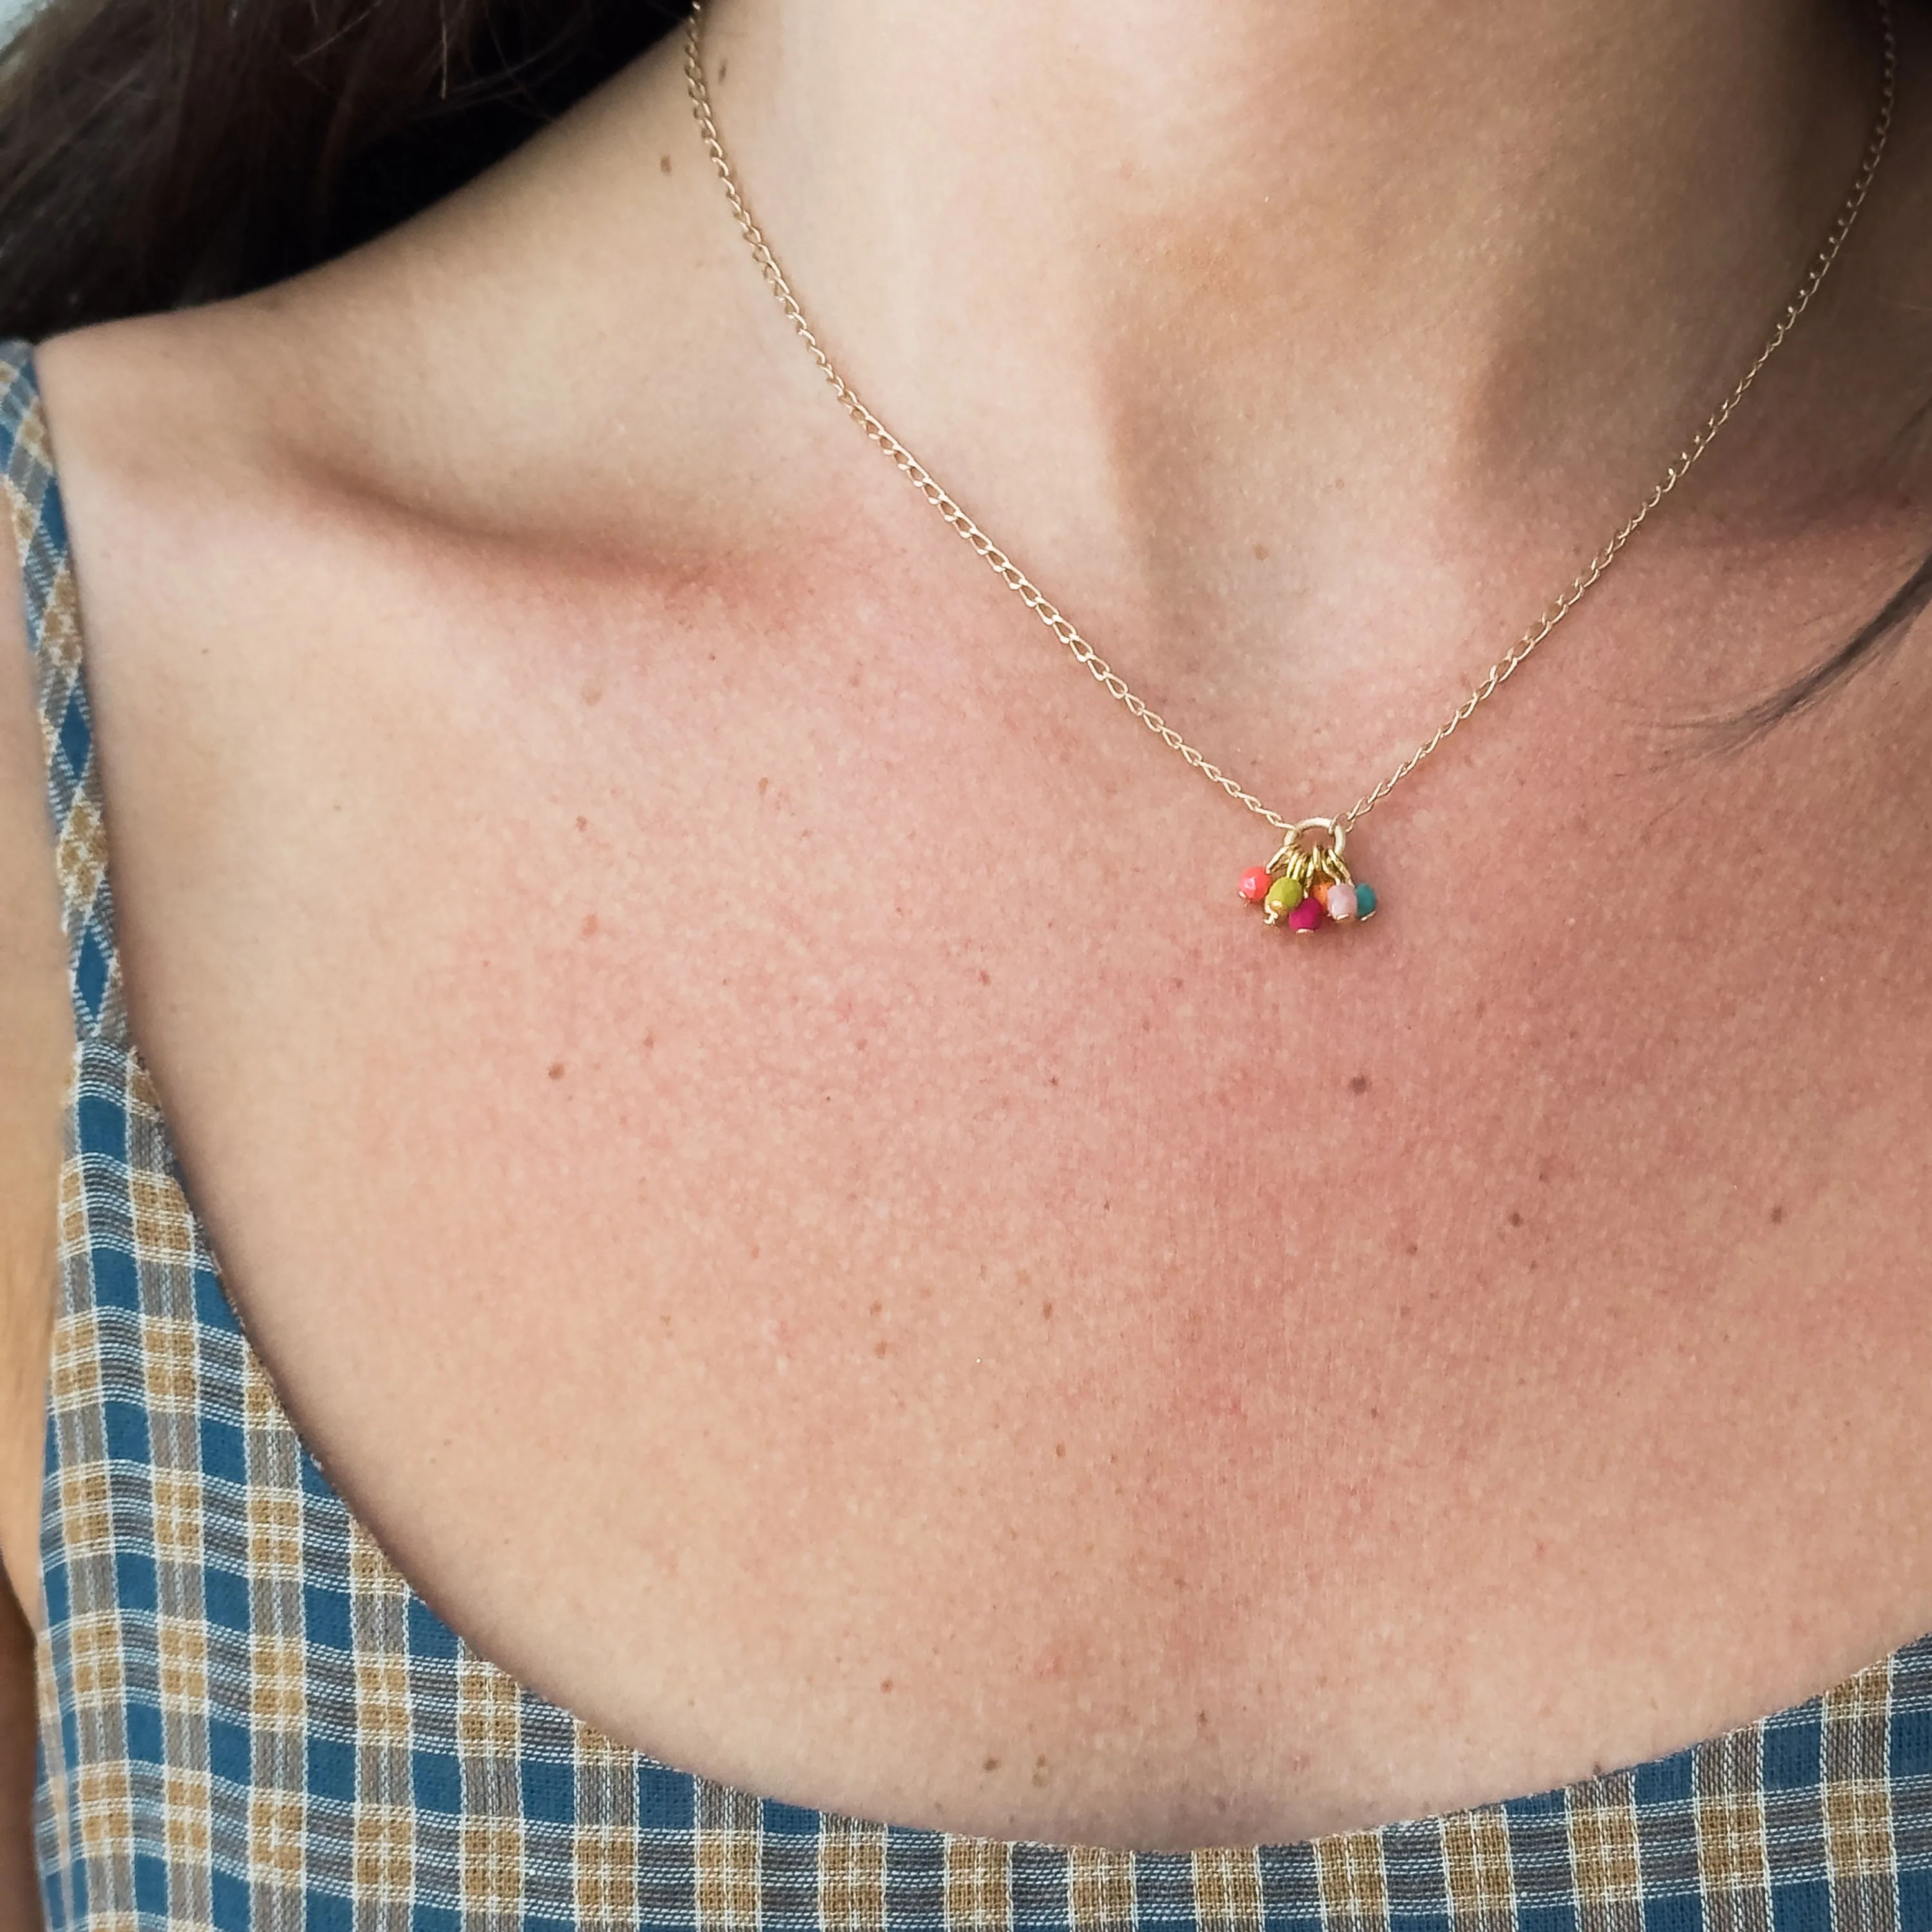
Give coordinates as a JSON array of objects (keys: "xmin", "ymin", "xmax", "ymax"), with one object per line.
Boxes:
[{"xmin": 686, "ymin": 3, "xmax": 1895, "ymax": 840}]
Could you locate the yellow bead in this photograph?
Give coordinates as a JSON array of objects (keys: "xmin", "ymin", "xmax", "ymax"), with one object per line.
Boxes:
[{"xmin": 1263, "ymin": 876, "xmax": 1304, "ymax": 921}]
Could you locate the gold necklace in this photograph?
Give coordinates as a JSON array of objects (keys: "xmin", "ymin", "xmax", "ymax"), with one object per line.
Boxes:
[{"xmin": 685, "ymin": 4, "xmax": 1895, "ymax": 936}]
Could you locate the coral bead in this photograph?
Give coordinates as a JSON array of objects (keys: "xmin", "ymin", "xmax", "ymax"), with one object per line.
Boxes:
[
  {"xmin": 1327, "ymin": 883, "xmax": 1358, "ymax": 923},
  {"xmin": 1239, "ymin": 866, "xmax": 1273, "ymax": 904},
  {"xmin": 1263, "ymin": 876, "xmax": 1304, "ymax": 921},
  {"xmin": 1353, "ymin": 882, "xmax": 1378, "ymax": 920},
  {"xmin": 1287, "ymin": 896, "xmax": 1325, "ymax": 933}
]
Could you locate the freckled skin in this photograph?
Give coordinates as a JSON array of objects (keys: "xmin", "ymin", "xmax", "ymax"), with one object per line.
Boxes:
[{"xmin": 1, "ymin": 0, "xmax": 1931, "ymax": 1861}]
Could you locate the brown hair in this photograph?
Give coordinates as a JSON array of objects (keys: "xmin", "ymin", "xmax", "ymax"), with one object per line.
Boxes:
[
  {"xmin": 0, "ymin": 0, "xmax": 681, "ymax": 339},
  {"xmin": 0, "ymin": 0, "xmax": 1922, "ymax": 728}
]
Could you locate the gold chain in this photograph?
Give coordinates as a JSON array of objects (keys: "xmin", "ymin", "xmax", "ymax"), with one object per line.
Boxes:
[{"xmin": 685, "ymin": 3, "xmax": 1895, "ymax": 845}]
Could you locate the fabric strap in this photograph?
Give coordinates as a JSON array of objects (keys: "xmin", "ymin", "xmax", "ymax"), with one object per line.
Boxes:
[{"xmin": 1, "ymin": 342, "xmax": 126, "ymax": 1045}]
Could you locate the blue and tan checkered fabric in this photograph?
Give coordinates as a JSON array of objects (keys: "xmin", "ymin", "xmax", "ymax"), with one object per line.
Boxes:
[{"xmin": 6, "ymin": 337, "xmax": 1931, "ymax": 1930}]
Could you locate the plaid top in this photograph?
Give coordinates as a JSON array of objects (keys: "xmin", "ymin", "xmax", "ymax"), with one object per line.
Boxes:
[{"xmin": 5, "ymin": 339, "xmax": 1930, "ymax": 1932}]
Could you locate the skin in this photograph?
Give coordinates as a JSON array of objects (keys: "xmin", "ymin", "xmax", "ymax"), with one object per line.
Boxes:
[{"xmin": 2, "ymin": 0, "xmax": 1932, "ymax": 1891}]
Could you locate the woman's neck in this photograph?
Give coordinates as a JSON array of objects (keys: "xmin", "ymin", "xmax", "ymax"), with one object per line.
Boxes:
[{"xmin": 696, "ymin": 0, "xmax": 1879, "ymax": 659}]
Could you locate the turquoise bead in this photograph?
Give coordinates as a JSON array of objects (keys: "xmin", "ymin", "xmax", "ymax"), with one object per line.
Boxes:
[{"xmin": 1353, "ymin": 882, "xmax": 1378, "ymax": 919}]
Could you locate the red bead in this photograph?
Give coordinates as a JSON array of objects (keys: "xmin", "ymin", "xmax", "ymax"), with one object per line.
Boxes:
[{"xmin": 1239, "ymin": 866, "xmax": 1273, "ymax": 904}]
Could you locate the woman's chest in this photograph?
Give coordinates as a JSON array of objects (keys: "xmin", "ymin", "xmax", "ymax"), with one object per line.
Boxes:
[{"xmin": 82, "ymin": 584, "xmax": 1932, "ymax": 1847}]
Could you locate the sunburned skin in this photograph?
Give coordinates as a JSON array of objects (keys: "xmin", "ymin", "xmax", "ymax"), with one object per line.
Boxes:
[{"xmin": 1, "ymin": 0, "xmax": 1931, "ymax": 1868}]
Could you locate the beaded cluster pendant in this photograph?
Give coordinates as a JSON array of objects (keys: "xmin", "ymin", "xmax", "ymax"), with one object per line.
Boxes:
[{"xmin": 1238, "ymin": 818, "xmax": 1378, "ymax": 934}]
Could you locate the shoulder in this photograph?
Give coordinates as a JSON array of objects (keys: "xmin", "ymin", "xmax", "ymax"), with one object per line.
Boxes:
[
  {"xmin": 8, "ymin": 21, "xmax": 826, "ymax": 998},
  {"xmin": 28, "ymin": 18, "xmax": 790, "ymax": 587},
  {"xmin": 0, "ymin": 17, "xmax": 810, "ymax": 1206}
]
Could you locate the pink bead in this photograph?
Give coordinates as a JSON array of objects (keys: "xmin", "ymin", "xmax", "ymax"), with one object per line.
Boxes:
[
  {"xmin": 1239, "ymin": 866, "xmax": 1273, "ymax": 904},
  {"xmin": 1287, "ymin": 896, "xmax": 1325, "ymax": 933},
  {"xmin": 1326, "ymin": 884, "xmax": 1357, "ymax": 922}
]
